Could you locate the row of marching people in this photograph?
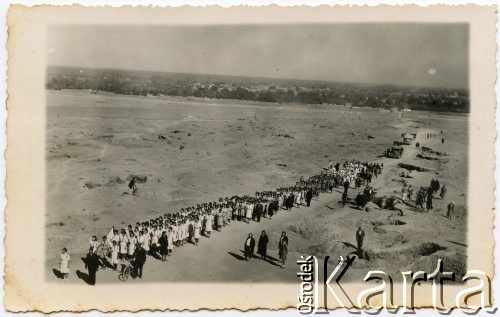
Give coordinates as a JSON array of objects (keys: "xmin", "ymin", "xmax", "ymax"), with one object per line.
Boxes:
[{"xmin": 59, "ymin": 159, "xmax": 377, "ymax": 284}]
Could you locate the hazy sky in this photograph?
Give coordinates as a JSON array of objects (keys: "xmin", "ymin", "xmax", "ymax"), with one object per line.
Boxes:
[{"xmin": 48, "ymin": 24, "xmax": 469, "ymax": 89}]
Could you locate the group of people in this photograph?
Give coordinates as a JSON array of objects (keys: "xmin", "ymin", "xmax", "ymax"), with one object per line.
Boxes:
[
  {"xmin": 243, "ymin": 231, "xmax": 289, "ymax": 268},
  {"xmin": 59, "ymin": 159, "xmax": 383, "ymax": 284},
  {"xmin": 401, "ymin": 176, "xmax": 453, "ymax": 218}
]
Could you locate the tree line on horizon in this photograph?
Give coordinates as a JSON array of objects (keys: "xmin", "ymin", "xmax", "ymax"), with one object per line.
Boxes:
[{"xmin": 46, "ymin": 67, "xmax": 470, "ymax": 113}]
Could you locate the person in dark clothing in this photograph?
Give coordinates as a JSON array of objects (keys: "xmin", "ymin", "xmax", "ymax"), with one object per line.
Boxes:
[
  {"xmin": 128, "ymin": 178, "xmax": 136, "ymax": 190},
  {"xmin": 128, "ymin": 177, "xmax": 137, "ymax": 195},
  {"xmin": 133, "ymin": 244, "xmax": 147, "ymax": 278},
  {"xmin": 278, "ymin": 232, "xmax": 289, "ymax": 268},
  {"xmin": 356, "ymin": 227, "xmax": 365, "ymax": 259},
  {"xmin": 355, "ymin": 192, "xmax": 367, "ymax": 209},
  {"xmin": 447, "ymin": 201, "xmax": 455, "ymax": 219},
  {"xmin": 335, "ymin": 162, "xmax": 340, "ymax": 172},
  {"xmin": 426, "ymin": 192, "xmax": 433, "ymax": 212},
  {"xmin": 305, "ymin": 188, "xmax": 313, "ymax": 207},
  {"xmin": 257, "ymin": 230, "xmax": 269, "ymax": 260},
  {"xmin": 158, "ymin": 231, "xmax": 169, "ymax": 262},
  {"xmin": 427, "ymin": 185, "xmax": 434, "ymax": 199},
  {"xmin": 343, "ymin": 180, "xmax": 350, "ymax": 193},
  {"xmin": 255, "ymin": 202, "xmax": 263, "ymax": 222},
  {"xmin": 244, "ymin": 233, "xmax": 255, "ymax": 261},
  {"xmin": 342, "ymin": 192, "xmax": 348, "ymax": 207},
  {"xmin": 268, "ymin": 200, "xmax": 275, "ymax": 219},
  {"xmin": 85, "ymin": 247, "xmax": 100, "ymax": 286},
  {"xmin": 286, "ymin": 193, "xmax": 294, "ymax": 210}
]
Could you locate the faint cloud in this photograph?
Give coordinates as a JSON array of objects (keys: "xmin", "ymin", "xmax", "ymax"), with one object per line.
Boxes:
[{"xmin": 427, "ymin": 68, "xmax": 437, "ymax": 76}]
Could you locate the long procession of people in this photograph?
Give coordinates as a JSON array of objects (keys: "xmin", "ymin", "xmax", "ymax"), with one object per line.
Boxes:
[{"xmin": 59, "ymin": 160, "xmax": 383, "ymax": 283}]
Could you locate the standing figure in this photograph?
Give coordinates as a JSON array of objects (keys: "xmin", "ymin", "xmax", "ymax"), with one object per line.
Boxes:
[
  {"xmin": 216, "ymin": 210, "xmax": 224, "ymax": 231},
  {"xmin": 127, "ymin": 233, "xmax": 137, "ymax": 260},
  {"xmin": 255, "ymin": 202, "xmax": 263, "ymax": 222},
  {"xmin": 306, "ymin": 188, "xmax": 313, "ymax": 207},
  {"xmin": 84, "ymin": 247, "xmax": 100, "ymax": 286},
  {"xmin": 341, "ymin": 192, "xmax": 348, "ymax": 207},
  {"xmin": 401, "ymin": 186, "xmax": 408, "ymax": 202},
  {"xmin": 440, "ymin": 185, "xmax": 447, "ymax": 200},
  {"xmin": 356, "ymin": 227, "xmax": 365, "ymax": 258},
  {"xmin": 119, "ymin": 230, "xmax": 128, "ymax": 259},
  {"xmin": 447, "ymin": 202, "xmax": 455, "ymax": 219},
  {"xmin": 278, "ymin": 232, "xmax": 288, "ymax": 268},
  {"xmin": 98, "ymin": 236, "xmax": 110, "ymax": 270},
  {"xmin": 167, "ymin": 227, "xmax": 174, "ymax": 256},
  {"xmin": 158, "ymin": 231, "xmax": 169, "ymax": 262},
  {"xmin": 111, "ymin": 241, "xmax": 119, "ymax": 271},
  {"xmin": 133, "ymin": 244, "xmax": 147, "ymax": 278},
  {"xmin": 343, "ymin": 179, "xmax": 350, "ymax": 194},
  {"xmin": 205, "ymin": 214, "xmax": 213, "ymax": 237},
  {"xmin": 245, "ymin": 204, "xmax": 253, "ymax": 223},
  {"xmin": 244, "ymin": 233, "xmax": 255, "ymax": 261},
  {"xmin": 407, "ymin": 185, "xmax": 414, "ymax": 201},
  {"xmin": 193, "ymin": 219, "xmax": 201, "ymax": 246},
  {"xmin": 257, "ymin": 231, "xmax": 269, "ymax": 260},
  {"xmin": 426, "ymin": 187, "xmax": 433, "ymax": 212},
  {"xmin": 59, "ymin": 247, "xmax": 70, "ymax": 281}
]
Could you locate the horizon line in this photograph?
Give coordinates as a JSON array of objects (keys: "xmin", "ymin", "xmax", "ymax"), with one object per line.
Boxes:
[{"xmin": 47, "ymin": 64, "xmax": 469, "ymax": 92}]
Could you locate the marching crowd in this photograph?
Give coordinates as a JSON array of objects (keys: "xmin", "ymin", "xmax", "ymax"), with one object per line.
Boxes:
[{"xmin": 58, "ymin": 160, "xmax": 383, "ymax": 284}]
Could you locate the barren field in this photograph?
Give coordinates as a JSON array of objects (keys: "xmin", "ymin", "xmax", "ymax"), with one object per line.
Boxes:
[{"xmin": 45, "ymin": 89, "xmax": 468, "ymax": 283}]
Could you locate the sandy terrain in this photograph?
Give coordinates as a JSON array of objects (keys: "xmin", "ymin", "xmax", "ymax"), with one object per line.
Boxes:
[{"xmin": 45, "ymin": 89, "xmax": 468, "ymax": 283}]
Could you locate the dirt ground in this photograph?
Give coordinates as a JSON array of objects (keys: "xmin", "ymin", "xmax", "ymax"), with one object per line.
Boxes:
[{"xmin": 45, "ymin": 89, "xmax": 468, "ymax": 283}]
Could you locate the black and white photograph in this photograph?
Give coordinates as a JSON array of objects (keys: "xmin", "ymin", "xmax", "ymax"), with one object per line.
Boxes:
[
  {"xmin": 3, "ymin": 4, "xmax": 496, "ymax": 312},
  {"xmin": 45, "ymin": 23, "xmax": 470, "ymax": 283}
]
